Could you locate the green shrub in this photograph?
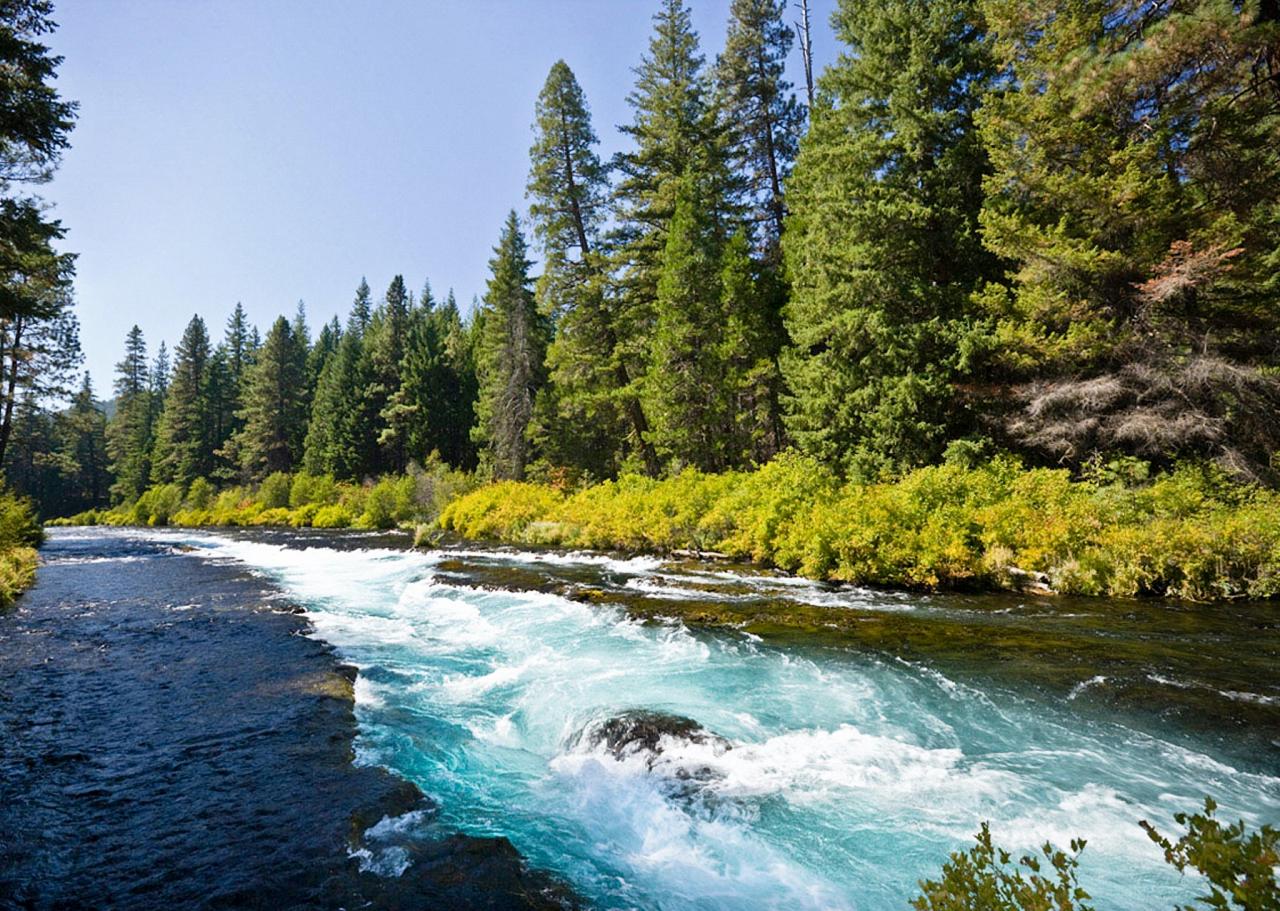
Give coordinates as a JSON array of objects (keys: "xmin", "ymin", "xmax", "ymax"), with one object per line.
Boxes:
[
  {"xmin": 913, "ymin": 799, "xmax": 1278, "ymax": 911},
  {"xmin": 257, "ymin": 472, "xmax": 292, "ymax": 509},
  {"xmin": 289, "ymin": 503, "xmax": 320, "ymax": 527},
  {"xmin": 702, "ymin": 452, "xmax": 838, "ymax": 566},
  {"xmin": 134, "ymin": 483, "xmax": 183, "ymax": 526},
  {"xmin": 436, "ymin": 456, "xmax": 1280, "ymax": 601},
  {"xmin": 410, "ymin": 457, "xmax": 481, "ymax": 524},
  {"xmin": 312, "ymin": 504, "xmax": 354, "ymax": 529},
  {"xmin": 185, "ymin": 477, "xmax": 214, "ymax": 510},
  {"xmin": 356, "ymin": 477, "xmax": 401, "ymax": 529},
  {"xmin": 1141, "ymin": 798, "xmax": 1279, "ymax": 910},
  {"xmin": 0, "ymin": 489, "xmax": 43, "ymax": 547},
  {"xmin": 438, "ymin": 481, "xmax": 564, "ymax": 540},
  {"xmin": 289, "ymin": 472, "xmax": 339, "ymax": 508},
  {"xmin": 0, "ymin": 545, "xmax": 37, "ymax": 607},
  {"xmin": 911, "ymin": 822, "xmax": 1093, "ymax": 911}
]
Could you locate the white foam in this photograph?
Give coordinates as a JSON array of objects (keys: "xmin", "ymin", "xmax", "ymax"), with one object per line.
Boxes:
[{"xmin": 438, "ymin": 546, "xmax": 664, "ymax": 575}]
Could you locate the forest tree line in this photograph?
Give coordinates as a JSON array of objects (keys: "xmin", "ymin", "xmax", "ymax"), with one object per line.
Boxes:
[{"xmin": 6, "ymin": 0, "xmax": 1280, "ymax": 518}]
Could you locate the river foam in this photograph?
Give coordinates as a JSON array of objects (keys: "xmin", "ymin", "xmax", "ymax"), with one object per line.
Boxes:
[{"xmin": 154, "ymin": 529, "xmax": 1277, "ymax": 910}]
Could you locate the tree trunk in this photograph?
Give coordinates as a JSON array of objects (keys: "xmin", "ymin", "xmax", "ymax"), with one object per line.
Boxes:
[
  {"xmin": 797, "ymin": 0, "xmax": 815, "ymax": 110},
  {"xmin": 0, "ymin": 317, "xmax": 25, "ymax": 469}
]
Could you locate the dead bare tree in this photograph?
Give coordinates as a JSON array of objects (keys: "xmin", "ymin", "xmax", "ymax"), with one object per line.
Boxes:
[{"xmin": 795, "ymin": 0, "xmax": 815, "ymax": 109}]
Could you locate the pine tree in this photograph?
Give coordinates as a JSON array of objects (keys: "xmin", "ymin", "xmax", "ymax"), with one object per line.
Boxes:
[
  {"xmin": 291, "ymin": 300, "xmax": 310, "ymax": 351},
  {"xmin": 151, "ymin": 342, "xmax": 170, "ymax": 399},
  {"xmin": 611, "ymin": 0, "xmax": 720, "ymax": 450},
  {"xmin": 473, "ymin": 212, "xmax": 546, "ymax": 480},
  {"xmin": 782, "ymin": 0, "xmax": 1000, "ymax": 478},
  {"xmin": 370, "ymin": 274, "xmax": 411, "ymax": 473},
  {"xmin": 151, "ymin": 315, "xmax": 214, "ymax": 487},
  {"xmin": 225, "ymin": 302, "xmax": 251, "ymax": 387},
  {"xmin": 715, "ymin": 0, "xmax": 803, "ymax": 255},
  {"xmin": 0, "ymin": 283, "xmax": 81, "ymax": 468},
  {"xmin": 350, "ymin": 278, "xmax": 373, "ymax": 334},
  {"xmin": 106, "ymin": 325, "xmax": 152, "ymax": 502},
  {"xmin": 0, "ymin": 0, "xmax": 78, "ymax": 324},
  {"xmin": 704, "ymin": 0, "xmax": 801, "ymax": 464},
  {"xmin": 439, "ymin": 290, "xmax": 479, "ymax": 468},
  {"xmin": 528, "ymin": 60, "xmax": 656, "ymax": 477},
  {"xmin": 234, "ymin": 315, "xmax": 308, "ymax": 479},
  {"xmin": 302, "ymin": 283, "xmax": 378, "ymax": 479},
  {"xmin": 55, "ymin": 374, "xmax": 109, "ymax": 512},
  {"xmin": 975, "ymin": 0, "xmax": 1280, "ymax": 479},
  {"xmin": 645, "ymin": 172, "xmax": 733, "ymax": 470},
  {"xmin": 307, "ymin": 315, "xmax": 340, "ymax": 392},
  {"xmin": 719, "ymin": 228, "xmax": 784, "ymax": 464}
]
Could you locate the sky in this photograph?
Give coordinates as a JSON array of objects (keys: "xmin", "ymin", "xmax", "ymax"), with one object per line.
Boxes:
[{"xmin": 46, "ymin": 0, "xmax": 841, "ymax": 391}]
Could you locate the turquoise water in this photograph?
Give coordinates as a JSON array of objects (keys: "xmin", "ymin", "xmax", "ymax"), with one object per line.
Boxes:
[{"xmin": 165, "ymin": 531, "xmax": 1278, "ymax": 910}]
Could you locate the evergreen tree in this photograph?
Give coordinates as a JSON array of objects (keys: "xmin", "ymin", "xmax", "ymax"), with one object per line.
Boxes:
[
  {"xmin": 645, "ymin": 172, "xmax": 733, "ymax": 470},
  {"xmin": 0, "ymin": 282, "xmax": 81, "ymax": 468},
  {"xmin": 151, "ymin": 342, "xmax": 170, "ymax": 400},
  {"xmin": 234, "ymin": 315, "xmax": 308, "ymax": 479},
  {"xmin": 0, "ymin": 0, "xmax": 78, "ymax": 324},
  {"xmin": 715, "ymin": 0, "xmax": 803, "ymax": 254},
  {"xmin": 349, "ymin": 278, "xmax": 373, "ymax": 334},
  {"xmin": 782, "ymin": 0, "xmax": 1000, "ymax": 477},
  {"xmin": 302, "ymin": 282, "xmax": 378, "ymax": 479},
  {"xmin": 55, "ymin": 374, "xmax": 109, "ymax": 512},
  {"xmin": 976, "ymin": 0, "xmax": 1280, "ymax": 480},
  {"xmin": 225, "ymin": 302, "xmax": 251, "ymax": 387},
  {"xmin": 528, "ymin": 60, "xmax": 656, "ymax": 477},
  {"xmin": 106, "ymin": 325, "xmax": 152, "ymax": 502},
  {"xmin": 473, "ymin": 212, "xmax": 545, "ymax": 480},
  {"xmin": 611, "ymin": 0, "xmax": 720, "ymax": 456},
  {"xmin": 307, "ymin": 315, "xmax": 340, "ymax": 392},
  {"xmin": 205, "ymin": 347, "xmax": 238, "ymax": 479},
  {"xmin": 151, "ymin": 315, "xmax": 214, "ymax": 487},
  {"xmin": 719, "ymin": 228, "xmax": 784, "ymax": 464},
  {"xmin": 388, "ymin": 285, "xmax": 477, "ymax": 469},
  {"xmin": 370, "ymin": 274, "xmax": 411, "ymax": 473},
  {"xmin": 291, "ymin": 300, "xmax": 310, "ymax": 351}
]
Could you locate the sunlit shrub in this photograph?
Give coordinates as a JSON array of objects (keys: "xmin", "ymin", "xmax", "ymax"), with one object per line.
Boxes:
[
  {"xmin": 356, "ymin": 477, "xmax": 402, "ymax": 529},
  {"xmin": 312, "ymin": 503, "xmax": 354, "ymax": 529},
  {"xmin": 911, "ymin": 822, "xmax": 1092, "ymax": 911},
  {"xmin": 289, "ymin": 503, "xmax": 320, "ymax": 527},
  {"xmin": 134, "ymin": 483, "xmax": 183, "ymax": 526},
  {"xmin": 257, "ymin": 472, "xmax": 292, "ymax": 510},
  {"xmin": 251, "ymin": 506, "xmax": 293, "ymax": 526},
  {"xmin": 0, "ymin": 489, "xmax": 43, "ymax": 548},
  {"xmin": 438, "ymin": 481, "xmax": 564, "ymax": 540},
  {"xmin": 410, "ymin": 456, "xmax": 481, "ymax": 524},
  {"xmin": 0, "ymin": 545, "xmax": 37, "ymax": 607},
  {"xmin": 185, "ymin": 477, "xmax": 214, "ymax": 510},
  {"xmin": 701, "ymin": 452, "xmax": 838, "ymax": 566},
  {"xmin": 289, "ymin": 472, "xmax": 339, "ymax": 508}
]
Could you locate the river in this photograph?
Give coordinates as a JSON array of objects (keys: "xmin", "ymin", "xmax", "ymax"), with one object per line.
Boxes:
[{"xmin": 4, "ymin": 527, "xmax": 1278, "ymax": 910}]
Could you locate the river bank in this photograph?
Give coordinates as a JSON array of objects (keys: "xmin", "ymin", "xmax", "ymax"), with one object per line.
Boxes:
[
  {"xmin": 0, "ymin": 528, "xmax": 572, "ymax": 910},
  {"xmin": 55, "ymin": 457, "xmax": 1280, "ymax": 602}
]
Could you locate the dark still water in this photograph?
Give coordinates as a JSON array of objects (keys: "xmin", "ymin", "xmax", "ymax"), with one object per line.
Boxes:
[
  {"xmin": 0, "ymin": 529, "xmax": 569, "ymax": 910},
  {"xmin": 4, "ymin": 527, "xmax": 1279, "ymax": 910}
]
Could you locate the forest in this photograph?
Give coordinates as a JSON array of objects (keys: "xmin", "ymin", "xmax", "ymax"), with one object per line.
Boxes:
[{"xmin": 7, "ymin": 0, "xmax": 1280, "ymax": 599}]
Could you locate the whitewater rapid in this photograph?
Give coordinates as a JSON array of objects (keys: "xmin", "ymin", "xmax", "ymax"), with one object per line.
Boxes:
[{"xmin": 144, "ymin": 530, "xmax": 1278, "ymax": 910}]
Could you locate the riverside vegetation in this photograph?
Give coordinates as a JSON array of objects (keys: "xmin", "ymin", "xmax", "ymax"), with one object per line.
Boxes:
[
  {"xmin": 59, "ymin": 454, "xmax": 1280, "ymax": 602},
  {"xmin": 8, "ymin": 0, "xmax": 1280, "ymax": 906}
]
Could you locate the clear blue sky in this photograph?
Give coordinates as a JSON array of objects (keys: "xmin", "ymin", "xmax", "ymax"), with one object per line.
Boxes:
[{"xmin": 47, "ymin": 0, "xmax": 840, "ymax": 391}]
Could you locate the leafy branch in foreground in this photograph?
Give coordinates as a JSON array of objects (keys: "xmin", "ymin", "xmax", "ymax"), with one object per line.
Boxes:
[
  {"xmin": 913, "ymin": 801, "xmax": 1279, "ymax": 911},
  {"xmin": 1141, "ymin": 798, "xmax": 1280, "ymax": 911},
  {"xmin": 911, "ymin": 822, "xmax": 1092, "ymax": 911}
]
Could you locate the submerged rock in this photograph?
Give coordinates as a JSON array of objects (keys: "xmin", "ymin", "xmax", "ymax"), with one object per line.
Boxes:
[{"xmin": 580, "ymin": 709, "xmax": 731, "ymax": 766}]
